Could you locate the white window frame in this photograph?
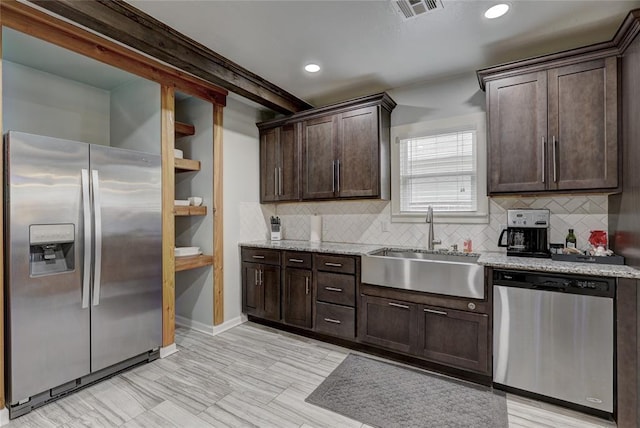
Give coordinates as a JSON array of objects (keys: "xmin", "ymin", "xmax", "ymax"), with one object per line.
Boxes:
[{"xmin": 391, "ymin": 112, "xmax": 488, "ymax": 224}]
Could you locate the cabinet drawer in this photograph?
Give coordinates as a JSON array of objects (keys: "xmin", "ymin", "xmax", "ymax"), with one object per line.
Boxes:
[
  {"xmin": 242, "ymin": 248, "xmax": 280, "ymax": 266},
  {"xmin": 315, "ymin": 302, "xmax": 355, "ymax": 339},
  {"xmin": 314, "ymin": 254, "xmax": 355, "ymax": 274},
  {"xmin": 316, "ymin": 272, "xmax": 355, "ymax": 306},
  {"xmin": 284, "ymin": 251, "xmax": 312, "ymax": 269}
]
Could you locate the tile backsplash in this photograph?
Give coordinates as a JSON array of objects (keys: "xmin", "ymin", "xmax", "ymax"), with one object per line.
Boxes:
[{"xmin": 240, "ymin": 196, "xmax": 608, "ymax": 252}]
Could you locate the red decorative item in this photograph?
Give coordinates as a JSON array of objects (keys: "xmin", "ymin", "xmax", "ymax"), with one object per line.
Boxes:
[{"xmin": 588, "ymin": 230, "xmax": 607, "ymax": 248}]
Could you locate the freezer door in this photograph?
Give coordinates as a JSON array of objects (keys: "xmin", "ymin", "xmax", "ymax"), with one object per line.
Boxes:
[
  {"xmin": 89, "ymin": 144, "xmax": 162, "ymax": 372},
  {"xmin": 493, "ymin": 285, "xmax": 613, "ymax": 412},
  {"xmin": 5, "ymin": 132, "xmax": 91, "ymax": 404}
]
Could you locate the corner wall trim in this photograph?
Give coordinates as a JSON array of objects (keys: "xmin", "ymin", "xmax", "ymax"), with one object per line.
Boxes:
[
  {"xmin": 159, "ymin": 343, "xmax": 178, "ymax": 359},
  {"xmin": 175, "ymin": 315, "xmax": 245, "ymax": 337},
  {"xmin": 0, "ymin": 408, "xmax": 9, "ymax": 426}
]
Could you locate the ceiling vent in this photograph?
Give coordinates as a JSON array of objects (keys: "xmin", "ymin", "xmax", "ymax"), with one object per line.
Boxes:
[{"xmin": 395, "ymin": 0, "xmax": 443, "ymax": 20}]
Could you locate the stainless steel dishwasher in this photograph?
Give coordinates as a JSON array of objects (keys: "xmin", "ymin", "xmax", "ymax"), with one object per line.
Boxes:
[{"xmin": 493, "ymin": 270, "xmax": 614, "ymax": 414}]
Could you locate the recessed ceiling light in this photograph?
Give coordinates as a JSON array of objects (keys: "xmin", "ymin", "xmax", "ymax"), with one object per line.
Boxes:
[
  {"xmin": 304, "ymin": 63, "xmax": 321, "ymax": 73},
  {"xmin": 484, "ymin": 4, "xmax": 509, "ymax": 19}
]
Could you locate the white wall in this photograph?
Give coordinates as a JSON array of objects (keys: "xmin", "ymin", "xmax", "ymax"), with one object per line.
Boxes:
[
  {"xmin": 3, "ymin": 60, "xmax": 110, "ymax": 145},
  {"xmin": 175, "ymin": 97, "xmax": 215, "ymax": 326},
  {"xmin": 224, "ymin": 97, "xmax": 275, "ymax": 323},
  {"xmin": 110, "ymin": 78, "xmax": 161, "ymax": 154}
]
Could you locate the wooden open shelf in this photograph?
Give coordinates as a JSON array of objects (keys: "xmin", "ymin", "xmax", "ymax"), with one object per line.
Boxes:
[
  {"xmin": 174, "ymin": 205, "xmax": 207, "ymax": 216},
  {"xmin": 175, "ymin": 121, "xmax": 195, "ymax": 138},
  {"xmin": 175, "ymin": 254, "xmax": 214, "ymax": 272},
  {"xmin": 174, "ymin": 158, "xmax": 201, "ymax": 172}
]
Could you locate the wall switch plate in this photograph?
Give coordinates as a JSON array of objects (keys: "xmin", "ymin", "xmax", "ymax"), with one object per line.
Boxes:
[{"xmin": 381, "ymin": 221, "xmax": 389, "ymax": 232}]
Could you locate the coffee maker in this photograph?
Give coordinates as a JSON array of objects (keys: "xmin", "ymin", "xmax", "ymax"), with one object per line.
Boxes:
[{"xmin": 498, "ymin": 209, "xmax": 550, "ymax": 258}]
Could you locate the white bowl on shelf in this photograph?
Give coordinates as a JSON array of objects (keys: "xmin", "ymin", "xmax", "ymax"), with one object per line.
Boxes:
[
  {"xmin": 174, "ymin": 199, "xmax": 190, "ymax": 206},
  {"xmin": 175, "ymin": 247, "xmax": 202, "ymax": 257},
  {"xmin": 174, "ymin": 149, "xmax": 184, "ymax": 159},
  {"xmin": 188, "ymin": 196, "xmax": 203, "ymax": 206}
]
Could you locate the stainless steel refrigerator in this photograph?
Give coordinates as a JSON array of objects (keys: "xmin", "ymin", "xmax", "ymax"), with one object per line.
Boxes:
[{"xmin": 4, "ymin": 131, "xmax": 162, "ymax": 417}]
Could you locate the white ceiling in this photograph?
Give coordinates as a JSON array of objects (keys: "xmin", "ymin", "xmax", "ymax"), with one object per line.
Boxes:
[{"xmin": 127, "ymin": 0, "xmax": 640, "ymax": 107}]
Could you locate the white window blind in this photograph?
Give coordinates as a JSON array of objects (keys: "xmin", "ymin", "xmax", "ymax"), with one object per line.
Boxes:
[{"xmin": 399, "ymin": 129, "xmax": 477, "ymax": 213}]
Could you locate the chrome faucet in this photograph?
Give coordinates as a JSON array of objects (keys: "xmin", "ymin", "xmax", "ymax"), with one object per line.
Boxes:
[{"xmin": 425, "ymin": 206, "xmax": 441, "ymax": 250}]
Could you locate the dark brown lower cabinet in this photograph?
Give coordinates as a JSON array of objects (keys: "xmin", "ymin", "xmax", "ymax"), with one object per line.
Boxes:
[
  {"xmin": 241, "ymin": 262, "xmax": 280, "ymax": 322},
  {"xmin": 315, "ymin": 302, "xmax": 355, "ymax": 339},
  {"xmin": 358, "ymin": 295, "xmax": 418, "ymax": 354},
  {"xmin": 283, "ymin": 268, "xmax": 313, "ymax": 328},
  {"xmin": 418, "ymin": 305, "xmax": 489, "ymax": 373}
]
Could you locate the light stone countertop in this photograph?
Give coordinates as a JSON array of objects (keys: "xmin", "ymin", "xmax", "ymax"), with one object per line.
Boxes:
[{"xmin": 239, "ymin": 240, "xmax": 640, "ymax": 279}]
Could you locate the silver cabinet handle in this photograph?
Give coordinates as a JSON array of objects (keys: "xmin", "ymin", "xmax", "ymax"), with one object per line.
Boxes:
[
  {"xmin": 254, "ymin": 269, "xmax": 259, "ymax": 286},
  {"xmin": 289, "ymin": 258, "xmax": 304, "ymax": 263},
  {"xmin": 541, "ymin": 137, "xmax": 546, "ymax": 184},
  {"xmin": 81, "ymin": 169, "xmax": 91, "ymax": 309},
  {"xmin": 323, "ymin": 318, "xmax": 341, "ymax": 324},
  {"xmin": 424, "ymin": 308, "xmax": 448, "ymax": 316},
  {"xmin": 259, "ymin": 269, "xmax": 263, "ymax": 285},
  {"xmin": 388, "ymin": 302, "xmax": 409, "ymax": 309},
  {"xmin": 325, "ymin": 262, "xmax": 342, "ymax": 267},
  {"xmin": 252, "ymin": 255, "xmax": 265, "ymax": 259},
  {"xmin": 332, "ymin": 160, "xmax": 336, "ymax": 192},
  {"xmin": 336, "ymin": 159, "xmax": 340, "ymax": 192},
  {"xmin": 325, "ymin": 287, "xmax": 343, "ymax": 292},
  {"xmin": 274, "ymin": 168, "xmax": 278, "ymax": 197},
  {"xmin": 305, "ymin": 277, "xmax": 310, "ymax": 295},
  {"xmin": 91, "ymin": 170, "xmax": 102, "ymax": 306},
  {"xmin": 553, "ymin": 136, "xmax": 558, "ymax": 183},
  {"xmin": 279, "ymin": 167, "xmax": 283, "ymax": 196}
]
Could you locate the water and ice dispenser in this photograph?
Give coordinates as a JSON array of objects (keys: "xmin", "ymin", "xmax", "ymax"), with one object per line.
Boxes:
[{"xmin": 29, "ymin": 224, "xmax": 75, "ymax": 276}]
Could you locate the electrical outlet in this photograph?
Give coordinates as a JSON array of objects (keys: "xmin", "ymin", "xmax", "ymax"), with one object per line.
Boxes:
[{"xmin": 381, "ymin": 221, "xmax": 389, "ymax": 232}]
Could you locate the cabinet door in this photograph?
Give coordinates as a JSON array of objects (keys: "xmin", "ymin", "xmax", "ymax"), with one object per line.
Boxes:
[
  {"xmin": 279, "ymin": 124, "xmax": 299, "ymax": 201},
  {"xmin": 358, "ymin": 295, "xmax": 417, "ymax": 354},
  {"xmin": 487, "ymin": 72, "xmax": 547, "ymax": 193},
  {"xmin": 283, "ymin": 268, "xmax": 312, "ymax": 328},
  {"xmin": 418, "ymin": 305, "xmax": 489, "ymax": 374},
  {"xmin": 261, "ymin": 264, "xmax": 281, "ymax": 321},
  {"xmin": 242, "ymin": 262, "xmax": 262, "ymax": 316},
  {"xmin": 337, "ymin": 106, "xmax": 379, "ymax": 198},
  {"xmin": 260, "ymin": 128, "xmax": 279, "ymax": 203},
  {"xmin": 302, "ymin": 115, "xmax": 337, "ymax": 199},
  {"xmin": 548, "ymin": 57, "xmax": 618, "ymax": 191}
]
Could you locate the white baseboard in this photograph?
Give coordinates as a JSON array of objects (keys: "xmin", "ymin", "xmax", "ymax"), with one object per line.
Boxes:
[
  {"xmin": 159, "ymin": 343, "xmax": 178, "ymax": 359},
  {"xmin": 0, "ymin": 407, "xmax": 9, "ymax": 426},
  {"xmin": 175, "ymin": 314, "xmax": 246, "ymax": 337}
]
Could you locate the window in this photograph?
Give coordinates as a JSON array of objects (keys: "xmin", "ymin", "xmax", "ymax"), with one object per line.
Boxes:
[{"xmin": 391, "ymin": 113, "xmax": 488, "ymax": 223}]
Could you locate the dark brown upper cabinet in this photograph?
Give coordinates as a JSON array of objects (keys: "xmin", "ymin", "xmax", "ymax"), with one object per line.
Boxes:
[
  {"xmin": 481, "ymin": 55, "xmax": 619, "ymax": 195},
  {"xmin": 259, "ymin": 124, "xmax": 299, "ymax": 202},
  {"xmin": 257, "ymin": 92, "xmax": 396, "ymax": 203}
]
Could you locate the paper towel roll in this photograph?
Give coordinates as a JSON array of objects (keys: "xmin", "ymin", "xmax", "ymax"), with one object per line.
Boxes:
[{"xmin": 310, "ymin": 215, "xmax": 322, "ymax": 242}]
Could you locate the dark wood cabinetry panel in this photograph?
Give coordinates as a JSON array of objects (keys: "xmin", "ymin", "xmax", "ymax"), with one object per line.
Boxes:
[
  {"xmin": 337, "ymin": 106, "xmax": 379, "ymax": 198},
  {"xmin": 548, "ymin": 57, "xmax": 618, "ymax": 191},
  {"xmin": 301, "ymin": 115, "xmax": 338, "ymax": 200},
  {"xmin": 260, "ymin": 124, "xmax": 299, "ymax": 202},
  {"xmin": 242, "ymin": 262, "xmax": 261, "ymax": 316},
  {"xmin": 316, "ymin": 272, "xmax": 356, "ymax": 306},
  {"xmin": 314, "ymin": 254, "xmax": 356, "ymax": 274},
  {"xmin": 418, "ymin": 306, "xmax": 489, "ymax": 374},
  {"xmin": 241, "ymin": 248, "xmax": 280, "ymax": 266},
  {"xmin": 262, "ymin": 265, "xmax": 281, "ymax": 321},
  {"xmin": 283, "ymin": 251, "xmax": 312, "ymax": 269},
  {"xmin": 484, "ymin": 53, "xmax": 619, "ymax": 195},
  {"xmin": 283, "ymin": 268, "xmax": 312, "ymax": 329},
  {"xmin": 358, "ymin": 295, "xmax": 417, "ymax": 354},
  {"xmin": 315, "ymin": 302, "xmax": 356, "ymax": 339},
  {"xmin": 487, "ymin": 71, "xmax": 547, "ymax": 193}
]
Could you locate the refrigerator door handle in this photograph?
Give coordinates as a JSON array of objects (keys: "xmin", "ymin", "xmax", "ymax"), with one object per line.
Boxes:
[
  {"xmin": 92, "ymin": 170, "xmax": 103, "ymax": 306},
  {"xmin": 81, "ymin": 169, "xmax": 91, "ymax": 309}
]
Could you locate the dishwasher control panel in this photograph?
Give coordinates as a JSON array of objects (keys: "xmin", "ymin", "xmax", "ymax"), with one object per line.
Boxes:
[{"xmin": 493, "ymin": 270, "xmax": 615, "ymax": 298}]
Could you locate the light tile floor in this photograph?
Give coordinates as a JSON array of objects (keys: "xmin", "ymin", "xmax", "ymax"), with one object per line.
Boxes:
[{"xmin": 5, "ymin": 322, "xmax": 617, "ymax": 428}]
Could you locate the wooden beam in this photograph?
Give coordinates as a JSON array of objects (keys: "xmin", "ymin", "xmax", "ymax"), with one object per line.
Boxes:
[
  {"xmin": 0, "ymin": 0, "xmax": 227, "ymax": 105},
  {"xmin": 161, "ymin": 86, "xmax": 176, "ymax": 347},
  {"xmin": 213, "ymin": 104, "xmax": 224, "ymax": 325},
  {"xmin": 0, "ymin": 26, "xmax": 6, "ymax": 411},
  {"xmin": 27, "ymin": 0, "xmax": 312, "ymax": 114}
]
